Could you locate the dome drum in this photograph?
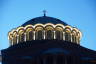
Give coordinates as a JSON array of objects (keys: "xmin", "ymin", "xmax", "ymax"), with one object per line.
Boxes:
[{"xmin": 8, "ymin": 23, "xmax": 82, "ymax": 45}]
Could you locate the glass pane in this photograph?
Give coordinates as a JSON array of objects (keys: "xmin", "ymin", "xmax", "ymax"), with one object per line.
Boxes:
[{"xmin": 46, "ymin": 30, "xmax": 54, "ymax": 40}]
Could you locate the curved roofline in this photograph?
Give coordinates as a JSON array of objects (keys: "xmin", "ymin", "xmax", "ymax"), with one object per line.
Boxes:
[{"xmin": 22, "ymin": 16, "xmax": 68, "ymax": 26}]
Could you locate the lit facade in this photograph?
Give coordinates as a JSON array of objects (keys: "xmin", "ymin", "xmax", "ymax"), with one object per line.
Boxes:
[{"xmin": 8, "ymin": 23, "xmax": 82, "ymax": 45}]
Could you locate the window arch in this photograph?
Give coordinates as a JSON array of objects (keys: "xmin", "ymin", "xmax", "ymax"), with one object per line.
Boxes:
[
  {"xmin": 18, "ymin": 29, "xmax": 25, "ymax": 43},
  {"xmin": 13, "ymin": 31, "xmax": 18, "ymax": 44},
  {"xmin": 8, "ymin": 32, "xmax": 13, "ymax": 45},
  {"xmin": 55, "ymin": 26, "xmax": 63, "ymax": 40},
  {"xmin": 45, "ymin": 25, "xmax": 54, "ymax": 40},
  {"xmin": 77, "ymin": 32, "xmax": 80, "ymax": 44},
  {"xmin": 64, "ymin": 29, "xmax": 71, "ymax": 42},
  {"xmin": 26, "ymin": 28, "xmax": 34, "ymax": 41},
  {"xmin": 71, "ymin": 30, "xmax": 77, "ymax": 43},
  {"xmin": 35, "ymin": 26, "xmax": 44, "ymax": 40},
  {"xmin": 77, "ymin": 31, "xmax": 82, "ymax": 44}
]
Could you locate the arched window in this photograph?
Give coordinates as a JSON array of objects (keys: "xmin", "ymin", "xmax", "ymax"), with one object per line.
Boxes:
[
  {"xmin": 29, "ymin": 31, "xmax": 34, "ymax": 40},
  {"xmin": 35, "ymin": 26, "xmax": 44, "ymax": 40},
  {"xmin": 55, "ymin": 27, "xmax": 63, "ymax": 40},
  {"xmin": 45, "ymin": 25, "xmax": 54, "ymax": 40},
  {"xmin": 71, "ymin": 31, "xmax": 77, "ymax": 43},
  {"xmin": 13, "ymin": 31, "xmax": 18, "ymax": 44},
  {"xmin": 8, "ymin": 32, "xmax": 13, "ymax": 45},
  {"xmin": 72, "ymin": 28, "xmax": 81, "ymax": 44},
  {"xmin": 64, "ymin": 29, "xmax": 71, "ymax": 42},
  {"xmin": 26, "ymin": 28, "xmax": 34, "ymax": 41},
  {"xmin": 77, "ymin": 32, "xmax": 80, "ymax": 44},
  {"xmin": 18, "ymin": 30, "xmax": 25, "ymax": 43}
]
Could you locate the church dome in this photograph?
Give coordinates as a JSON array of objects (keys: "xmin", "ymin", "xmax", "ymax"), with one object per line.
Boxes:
[
  {"xmin": 22, "ymin": 16, "xmax": 68, "ymax": 26},
  {"xmin": 8, "ymin": 16, "xmax": 82, "ymax": 46}
]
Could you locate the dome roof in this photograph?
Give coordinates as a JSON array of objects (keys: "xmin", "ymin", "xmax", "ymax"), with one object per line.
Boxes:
[
  {"xmin": 8, "ymin": 15, "xmax": 82, "ymax": 46},
  {"xmin": 22, "ymin": 16, "xmax": 68, "ymax": 26}
]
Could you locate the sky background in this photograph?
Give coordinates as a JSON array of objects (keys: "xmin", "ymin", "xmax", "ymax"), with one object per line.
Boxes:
[{"xmin": 0, "ymin": 0, "xmax": 96, "ymax": 63}]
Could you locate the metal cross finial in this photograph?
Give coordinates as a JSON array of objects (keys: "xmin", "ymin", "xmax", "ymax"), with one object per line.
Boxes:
[{"xmin": 43, "ymin": 10, "xmax": 46, "ymax": 16}]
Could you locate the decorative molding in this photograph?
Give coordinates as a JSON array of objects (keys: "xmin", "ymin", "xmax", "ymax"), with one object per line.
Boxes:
[{"xmin": 8, "ymin": 23, "xmax": 82, "ymax": 45}]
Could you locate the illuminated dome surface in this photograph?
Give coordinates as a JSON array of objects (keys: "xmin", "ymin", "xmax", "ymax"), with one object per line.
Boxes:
[
  {"xmin": 22, "ymin": 16, "xmax": 68, "ymax": 26},
  {"xmin": 8, "ymin": 16, "xmax": 82, "ymax": 46}
]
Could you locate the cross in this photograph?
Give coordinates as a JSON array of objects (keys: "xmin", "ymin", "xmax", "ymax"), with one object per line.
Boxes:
[{"xmin": 43, "ymin": 10, "xmax": 47, "ymax": 16}]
